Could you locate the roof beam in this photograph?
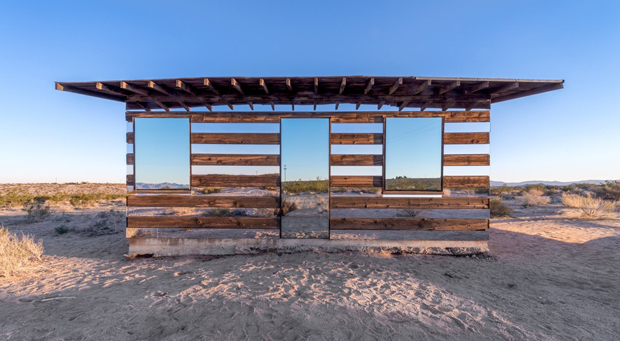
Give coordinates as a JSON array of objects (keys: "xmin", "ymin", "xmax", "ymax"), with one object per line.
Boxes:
[
  {"xmin": 55, "ymin": 83, "xmax": 126, "ymax": 102},
  {"xmin": 227, "ymin": 103, "xmax": 234, "ymax": 110},
  {"xmin": 259, "ymin": 79, "xmax": 269, "ymax": 95},
  {"xmin": 413, "ymin": 79, "xmax": 431, "ymax": 95},
  {"xmin": 465, "ymin": 81, "xmax": 489, "ymax": 94},
  {"xmin": 231, "ymin": 78, "xmax": 244, "ymax": 95},
  {"xmin": 492, "ymin": 82, "xmax": 563, "ymax": 103},
  {"xmin": 398, "ymin": 101, "xmax": 409, "ymax": 112},
  {"xmin": 133, "ymin": 102, "xmax": 150, "ymax": 112},
  {"xmin": 96, "ymin": 82, "xmax": 126, "ymax": 96},
  {"xmin": 420, "ymin": 101, "xmax": 431, "ymax": 111},
  {"xmin": 493, "ymin": 81, "xmax": 519, "ymax": 94},
  {"xmin": 155, "ymin": 101, "xmax": 170, "ymax": 112},
  {"xmin": 203, "ymin": 78, "xmax": 220, "ymax": 95},
  {"xmin": 270, "ymin": 102, "xmax": 275, "ymax": 111},
  {"xmin": 356, "ymin": 102, "xmax": 361, "ymax": 110},
  {"xmin": 388, "ymin": 78, "xmax": 403, "ymax": 95},
  {"xmin": 439, "ymin": 81, "xmax": 460, "ymax": 95},
  {"xmin": 442, "ymin": 100, "xmax": 455, "ymax": 111},
  {"xmin": 286, "ymin": 78, "xmax": 292, "ymax": 92},
  {"xmin": 291, "ymin": 103, "xmax": 295, "ymax": 111},
  {"xmin": 248, "ymin": 102, "xmax": 254, "ymax": 110},
  {"xmin": 179, "ymin": 102, "xmax": 191, "ymax": 112},
  {"xmin": 335, "ymin": 102, "xmax": 339, "ymax": 110},
  {"xmin": 120, "ymin": 82, "xmax": 148, "ymax": 96},
  {"xmin": 378, "ymin": 101, "xmax": 385, "ymax": 110},
  {"xmin": 364, "ymin": 78, "xmax": 374, "ymax": 94},
  {"xmin": 176, "ymin": 80, "xmax": 196, "ymax": 96},
  {"xmin": 314, "ymin": 78, "xmax": 319, "ymax": 95},
  {"xmin": 203, "ymin": 103, "xmax": 213, "ymax": 112},
  {"xmin": 148, "ymin": 81, "xmax": 171, "ymax": 95},
  {"xmin": 339, "ymin": 78, "xmax": 346, "ymax": 94},
  {"xmin": 313, "ymin": 102, "xmax": 317, "ymax": 111}
]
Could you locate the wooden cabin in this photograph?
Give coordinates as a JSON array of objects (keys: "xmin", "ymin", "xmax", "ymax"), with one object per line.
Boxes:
[{"xmin": 55, "ymin": 76, "xmax": 563, "ymax": 256}]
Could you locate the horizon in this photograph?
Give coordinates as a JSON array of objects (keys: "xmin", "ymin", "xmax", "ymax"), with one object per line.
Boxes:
[{"xmin": 1, "ymin": 1, "xmax": 618, "ymax": 183}]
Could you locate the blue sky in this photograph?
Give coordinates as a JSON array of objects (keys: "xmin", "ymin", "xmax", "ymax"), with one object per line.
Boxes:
[
  {"xmin": 385, "ymin": 118, "xmax": 442, "ymax": 180},
  {"xmin": 0, "ymin": 1, "xmax": 618, "ymax": 183},
  {"xmin": 281, "ymin": 119, "xmax": 329, "ymax": 181}
]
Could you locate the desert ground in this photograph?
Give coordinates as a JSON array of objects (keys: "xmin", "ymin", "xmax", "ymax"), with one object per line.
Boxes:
[{"xmin": 1, "ymin": 184, "xmax": 619, "ymax": 340}]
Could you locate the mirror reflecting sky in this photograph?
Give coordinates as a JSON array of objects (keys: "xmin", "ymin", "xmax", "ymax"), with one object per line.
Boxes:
[
  {"xmin": 385, "ymin": 117, "xmax": 442, "ymax": 191},
  {"xmin": 281, "ymin": 119, "xmax": 329, "ymax": 181},
  {"xmin": 135, "ymin": 118, "xmax": 190, "ymax": 189}
]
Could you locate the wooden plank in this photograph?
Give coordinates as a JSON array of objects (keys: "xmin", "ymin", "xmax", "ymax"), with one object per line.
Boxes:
[
  {"xmin": 192, "ymin": 174, "xmax": 280, "ymax": 187},
  {"xmin": 443, "ymin": 176, "xmax": 490, "ymax": 188},
  {"xmin": 191, "ymin": 133, "xmax": 280, "ymax": 144},
  {"xmin": 331, "ymin": 176, "xmax": 382, "ymax": 187},
  {"xmin": 259, "ymin": 79, "xmax": 269, "ymax": 94},
  {"xmin": 231, "ymin": 78, "xmax": 244, "ymax": 95},
  {"xmin": 364, "ymin": 78, "xmax": 374, "ymax": 94},
  {"xmin": 331, "ymin": 133, "xmax": 383, "ymax": 144},
  {"xmin": 127, "ymin": 216, "xmax": 278, "ymax": 229},
  {"xmin": 127, "ymin": 153, "xmax": 134, "ymax": 165},
  {"xmin": 127, "ymin": 174, "xmax": 134, "ymax": 185},
  {"xmin": 126, "ymin": 132, "xmax": 134, "ymax": 144},
  {"xmin": 148, "ymin": 81, "xmax": 172, "ymax": 95},
  {"xmin": 127, "ymin": 195, "xmax": 279, "ymax": 208},
  {"xmin": 443, "ymin": 133, "xmax": 489, "ymax": 144},
  {"xmin": 330, "ymin": 230, "xmax": 489, "ymax": 241},
  {"xmin": 330, "ymin": 218, "xmax": 488, "ymax": 231},
  {"xmin": 191, "ymin": 154, "xmax": 279, "ymax": 166},
  {"xmin": 443, "ymin": 154, "xmax": 490, "ymax": 166},
  {"xmin": 176, "ymin": 80, "xmax": 196, "ymax": 95},
  {"xmin": 203, "ymin": 78, "xmax": 220, "ymax": 95},
  {"xmin": 331, "ymin": 155, "xmax": 382, "ymax": 166},
  {"xmin": 339, "ymin": 78, "xmax": 346, "ymax": 94},
  {"xmin": 120, "ymin": 82, "xmax": 148, "ymax": 96},
  {"xmin": 388, "ymin": 78, "xmax": 403, "ymax": 94},
  {"xmin": 330, "ymin": 197, "xmax": 489, "ymax": 209}
]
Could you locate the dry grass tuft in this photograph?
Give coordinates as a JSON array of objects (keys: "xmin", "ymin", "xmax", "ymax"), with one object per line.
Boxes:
[
  {"xmin": 24, "ymin": 202, "xmax": 52, "ymax": 222},
  {"xmin": 84, "ymin": 210, "xmax": 125, "ymax": 236},
  {"xmin": 518, "ymin": 189, "xmax": 551, "ymax": 207},
  {"xmin": 490, "ymin": 197, "xmax": 513, "ymax": 217},
  {"xmin": 0, "ymin": 225, "xmax": 44, "ymax": 277},
  {"xmin": 561, "ymin": 193, "xmax": 616, "ymax": 218},
  {"xmin": 278, "ymin": 198, "xmax": 298, "ymax": 216},
  {"xmin": 164, "ymin": 207, "xmax": 195, "ymax": 216}
]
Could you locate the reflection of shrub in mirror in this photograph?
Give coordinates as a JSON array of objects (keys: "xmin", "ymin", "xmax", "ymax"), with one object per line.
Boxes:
[
  {"xmin": 385, "ymin": 117, "xmax": 443, "ymax": 192},
  {"xmin": 134, "ymin": 118, "xmax": 190, "ymax": 190}
]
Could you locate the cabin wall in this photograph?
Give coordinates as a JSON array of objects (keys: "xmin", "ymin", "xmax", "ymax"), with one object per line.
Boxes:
[{"xmin": 124, "ymin": 111, "xmax": 490, "ymax": 251}]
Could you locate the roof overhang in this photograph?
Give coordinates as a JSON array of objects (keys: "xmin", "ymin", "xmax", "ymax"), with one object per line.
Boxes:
[{"xmin": 55, "ymin": 76, "xmax": 564, "ymax": 112}]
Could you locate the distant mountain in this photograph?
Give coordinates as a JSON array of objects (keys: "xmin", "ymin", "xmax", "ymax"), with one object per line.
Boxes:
[
  {"xmin": 490, "ymin": 180, "xmax": 618, "ymax": 187},
  {"xmin": 135, "ymin": 182, "xmax": 188, "ymax": 189}
]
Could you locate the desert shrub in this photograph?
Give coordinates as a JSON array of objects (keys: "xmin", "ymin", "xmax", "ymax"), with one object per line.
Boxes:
[
  {"xmin": 84, "ymin": 210, "xmax": 125, "ymax": 235},
  {"xmin": 518, "ymin": 189, "xmax": 550, "ymax": 207},
  {"xmin": 0, "ymin": 225, "xmax": 44, "ymax": 277},
  {"xmin": 201, "ymin": 208, "xmax": 230, "ymax": 217},
  {"xmin": 0, "ymin": 191, "xmax": 35, "ymax": 207},
  {"xmin": 69, "ymin": 193, "xmax": 126, "ymax": 208},
  {"xmin": 561, "ymin": 193, "xmax": 616, "ymax": 218},
  {"xmin": 593, "ymin": 181, "xmax": 620, "ymax": 201},
  {"xmin": 524, "ymin": 184, "xmax": 546, "ymax": 192},
  {"xmin": 226, "ymin": 208, "xmax": 249, "ymax": 217},
  {"xmin": 282, "ymin": 178, "xmax": 329, "ymax": 194},
  {"xmin": 55, "ymin": 225, "xmax": 72, "ymax": 235},
  {"xmin": 201, "ymin": 187, "xmax": 222, "ymax": 194},
  {"xmin": 163, "ymin": 207, "xmax": 195, "ymax": 216},
  {"xmin": 278, "ymin": 198, "xmax": 297, "ymax": 216},
  {"xmin": 490, "ymin": 198, "xmax": 513, "ymax": 217},
  {"xmin": 396, "ymin": 209, "xmax": 420, "ymax": 217},
  {"xmin": 24, "ymin": 202, "xmax": 52, "ymax": 222}
]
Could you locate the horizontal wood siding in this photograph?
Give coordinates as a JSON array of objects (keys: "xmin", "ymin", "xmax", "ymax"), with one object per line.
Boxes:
[
  {"xmin": 331, "ymin": 155, "xmax": 383, "ymax": 166},
  {"xmin": 127, "ymin": 153, "xmax": 134, "ymax": 165},
  {"xmin": 443, "ymin": 133, "xmax": 489, "ymax": 144},
  {"xmin": 127, "ymin": 174, "xmax": 134, "ymax": 186},
  {"xmin": 191, "ymin": 133, "xmax": 280, "ymax": 144},
  {"xmin": 191, "ymin": 154, "xmax": 279, "ymax": 166},
  {"xmin": 331, "ymin": 176, "xmax": 382, "ymax": 187},
  {"xmin": 330, "ymin": 218, "xmax": 488, "ymax": 231},
  {"xmin": 192, "ymin": 174, "xmax": 280, "ymax": 187},
  {"xmin": 331, "ymin": 133, "xmax": 383, "ymax": 144},
  {"xmin": 127, "ymin": 216, "xmax": 278, "ymax": 229},
  {"xmin": 126, "ymin": 132, "xmax": 134, "ymax": 144},
  {"xmin": 330, "ymin": 197, "xmax": 489, "ymax": 209},
  {"xmin": 127, "ymin": 195, "xmax": 279, "ymax": 208},
  {"xmin": 443, "ymin": 176, "xmax": 490, "ymax": 188},
  {"xmin": 443, "ymin": 154, "xmax": 490, "ymax": 166}
]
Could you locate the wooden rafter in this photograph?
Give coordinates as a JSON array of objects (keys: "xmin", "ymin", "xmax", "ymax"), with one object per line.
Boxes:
[
  {"xmin": 378, "ymin": 101, "xmax": 385, "ymax": 110},
  {"xmin": 203, "ymin": 103, "xmax": 213, "ymax": 112},
  {"xmin": 155, "ymin": 101, "xmax": 170, "ymax": 111},
  {"xmin": 96, "ymin": 82, "xmax": 125, "ymax": 96},
  {"xmin": 439, "ymin": 81, "xmax": 460, "ymax": 95},
  {"xmin": 442, "ymin": 100, "xmax": 456, "ymax": 111},
  {"xmin": 248, "ymin": 102, "xmax": 254, "ymax": 110},
  {"xmin": 259, "ymin": 79, "xmax": 269, "ymax": 95},
  {"xmin": 356, "ymin": 102, "xmax": 361, "ymax": 110},
  {"xmin": 364, "ymin": 78, "xmax": 374, "ymax": 94},
  {"xmin": 413, "ymin": 79, "xmax": 430, "ymax": 95},
  {"xmin": 335, "ymin": 102, "xmax": 340, "ymax": 110},
  {"xmin": 270, "ymin": 102, "xmax": 275, "ymax": 111},
  {"xmin": 291, "ymin": 103, "xmax": 295, "ymax": 111},
  {"xmin": 203, "ymin": 78, "xmax": 220, "ymax": 95},
  {"xmin": 465, "ymin": 81, "xmax": 489, "ymax": 94},
  {"xmin": 120, "ymin": 82, "xmax": 148, "ymax": 96},
  {"xmin": 314, "ymin": 78, "xmax": 319, "ymax": 95},
  {"xmin": 227, "ymin": 103, "xmax": 234, "ymax": 110},
  {"xmin": 313, "ymin": 102, "xmax": 317, "ymax": 111},
  {"xmin": 420, "ymin": 101, "xmax": 431, "ymax": 111},
  {"xmin": 286, "ymin": 78, "xmax": 292, "ymax": 92},
  {"xmin": 398, "ymin": 101, "xmax": 409, "ymax": 111},
  {"xmin": 339, "ymin": 78, "xmax": 346, "ymax": 94},
  {"xmin": 388, "ymin": 78, "xmax": 403, "ymax": 95},
  {"xmin": 148, "ymin": 81, "xmax": 171, "ymax": 95},
  {"xmin": 231, "ymin": 78, "xmax": 244, "ymax": 95},
  {"xmin": 176, "ymin": 80, "xmax": 196, "ymax": 96},
  {"xmin": 493, "ymin": 82, "xmax": 519, "ymax": 94},
  {"xmin": 133, "ymin": 102, "xmax": 150, "ymax": 112},
  {"xmin": 179, "ymin": 102, "xmax": 191, "ymax": 112}
]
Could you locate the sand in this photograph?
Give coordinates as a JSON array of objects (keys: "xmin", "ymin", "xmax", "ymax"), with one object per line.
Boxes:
[{"xmin": 1, "ymin": 202, "xmax": 619, "ymax": 340}]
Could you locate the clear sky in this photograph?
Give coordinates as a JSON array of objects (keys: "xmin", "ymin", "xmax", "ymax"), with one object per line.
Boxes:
[
  {"xmin": 281, "ymin": 119, "xmax": 329, "ymax": 181},
  {"xmin": 385, "ymin": 118, "xmax": 442, "ymax": 180},
  {"xmin": 0, "ymin": 1, "xmax": 618, "ymax": 183}
]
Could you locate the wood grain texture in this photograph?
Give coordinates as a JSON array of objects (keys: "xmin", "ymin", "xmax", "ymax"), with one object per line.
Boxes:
[
  {"xmin": 443, "ymin": 176, "xmax": 490, "ymax": 188},
  {"xmin": 443, "ymin": 154, "xmax": 490, "ymax": 166},
  {"xmin": 127, "ymin": 174, "xmax": 134, "ymax": 186},
  {"xmin": 191, "ymin": 133, "xmax": 280, "ymax": 144},
  {"xmin": 443, "ymin": 133, "xmax": 490, "ymax": 144},
  {"xmin": 127, "ymin": 154, "xmax": 134, "ymax": 165},
  {"xmin": 126, "ymin": 132, "xmax": 134, "ymax": 144},
  {"xmin": 191, "ymin": 154, "xmax": 280, "ymax": 166},
  {"xmin": 330, "ymin": 176, "xmax": 382, "ymax": 187},
  {"xmin": 127, "ymin": 195, "xmax": 279, "ymax": 208},
  {"xmin": 330, "ymin": 218, "xmax": 488, "ymax": 231},
  {"xmin": 330, "ymin": 230, "xmax": 489, "ymax": 241},
  {"xmin": 330, "ymin": 197, "xmax": 489, "ymax": 209},
  {"xmin": 331, "ymin": 133, "xmax": 383, "ymax": 144},
  {"xmin": 330, "ymin": 155, "xmax": 383, "ymax": 166},
  {"xmin": 191, "ymin": 174, "xmax": 280, "ymax": 187},
  {"xmin": 127, "ymin": 216, "xmax": 278, "ymax": 229}
]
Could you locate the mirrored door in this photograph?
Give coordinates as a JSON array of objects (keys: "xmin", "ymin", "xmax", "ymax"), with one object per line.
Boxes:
[{"xmin": 280, "ymin": 118, "xmax": 330, "ymax": 239}]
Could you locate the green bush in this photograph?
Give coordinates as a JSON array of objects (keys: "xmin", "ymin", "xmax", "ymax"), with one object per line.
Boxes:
[
  {"xmin": 282, "ymin": 179, "xmax": 329, "ymax": 194},
  {"xmin": 490, "ymin": 198, "xmax": 512, "ymax": 217},
  {"xmin": 593, "ymin": 181, "xmax": 620, "ymax": 201}
]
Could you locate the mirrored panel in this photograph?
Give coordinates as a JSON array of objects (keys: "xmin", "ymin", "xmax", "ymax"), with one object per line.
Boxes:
[
  {"xmin": 385, "ymin": 117, "xmax": 443, "ymax": 192},
  {"xmin": 280, "ymin": 118, "xmax": 330, "ymax": 239},
  {"xmin": 134, "ymin": 118, "xmax": 190, "ymax": 190}
]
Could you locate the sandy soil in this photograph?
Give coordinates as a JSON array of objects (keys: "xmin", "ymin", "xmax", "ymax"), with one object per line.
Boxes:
[{"xmin": 1, "ymin": 202, "xmax": 619, "ymax": 340}]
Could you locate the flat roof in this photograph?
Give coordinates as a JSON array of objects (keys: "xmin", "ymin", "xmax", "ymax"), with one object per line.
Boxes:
[{"xmin": 55, "ymin": 76, "xmax": 563, "ymax": 112}]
